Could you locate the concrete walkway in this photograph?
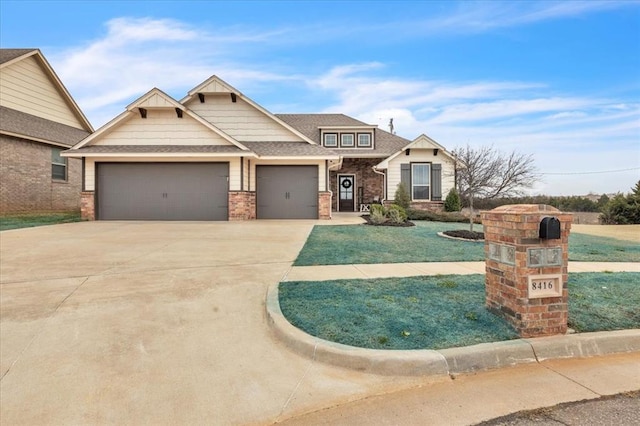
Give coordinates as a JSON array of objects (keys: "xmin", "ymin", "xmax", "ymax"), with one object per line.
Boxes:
[
  {"xmin": 285, "ymin": 261, "xmax": 640, "ymax": 281},
  {"xmin": 1, "ymin": 220, "xmax": 638, "ymax": 426}
]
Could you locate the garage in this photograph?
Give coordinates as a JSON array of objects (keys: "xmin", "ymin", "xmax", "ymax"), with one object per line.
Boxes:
[
  {"xmin": 256, "ymin": 165, "xmax": 318, "ymax": 219},
  {"xmin": 97, "ymin": 163, "xmax": 229, "ymax": 220}
]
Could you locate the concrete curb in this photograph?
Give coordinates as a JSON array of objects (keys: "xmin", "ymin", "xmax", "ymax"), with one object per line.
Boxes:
[{"xmin": 266, "ymin": 281, "xmax": 640, "ymax": 376}]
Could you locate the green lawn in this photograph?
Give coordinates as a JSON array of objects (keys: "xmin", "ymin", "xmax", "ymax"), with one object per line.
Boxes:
[
  {"xmin": 294, "ymin": 222, "xmax": 640, "ymax": 266},
  {"xmin": 0, "ymin": 212, "xmax": 81, "ymax": 231},
  {"xmin": 279, "ymin": 272, "xmax": 640, "ymax": 350}
]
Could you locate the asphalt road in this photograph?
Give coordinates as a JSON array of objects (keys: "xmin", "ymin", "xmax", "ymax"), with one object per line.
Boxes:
[{"xmin": 477, "ymin": 391, "xmax": 640, "ymax": 426}]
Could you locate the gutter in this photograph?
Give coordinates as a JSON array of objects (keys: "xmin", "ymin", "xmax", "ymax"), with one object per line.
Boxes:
[{"xmin": 372, "ymin": 166, "xmax": 387, "ymax": 204}]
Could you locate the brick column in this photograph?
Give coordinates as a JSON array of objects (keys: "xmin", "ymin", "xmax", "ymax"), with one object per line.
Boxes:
[
  {"xmin": 319, "ymin": 191, "xmax": 332, "ymax": 219},
  {"xmin": 80, "ymin": 191, "xmax": 95, "ymax": 220},
  {"xmin": 228, "ymin": 191, "xmax": 256, "ymax": 220},
  {"xmin": 481, "ymin": 204, "xmax": 573, "ymax": 337}
]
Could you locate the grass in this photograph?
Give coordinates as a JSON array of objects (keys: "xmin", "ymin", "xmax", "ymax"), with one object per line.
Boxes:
[
  {"xmin": 0, "ymin": 211, "xmax": 81, "ymax": 231},
  {"xmin": 294, "ymin": 221, "xmax": 640, "ymax": 266},
  {"xmin": 279, "ymin": 272, "xmax": 640, "ymax": 350}
]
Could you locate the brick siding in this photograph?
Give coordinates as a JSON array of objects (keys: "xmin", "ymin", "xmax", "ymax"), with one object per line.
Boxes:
[
  {"xmin": 229, "ymin": 191, "xmax": 256, "ymax": 220},
  {"xmin": 330, "ymin": 158, "xmax": 383, "ymax": 211},
  {"xmin": 0, "ymin": 135, "xmax": 81, "ymax": 214}
]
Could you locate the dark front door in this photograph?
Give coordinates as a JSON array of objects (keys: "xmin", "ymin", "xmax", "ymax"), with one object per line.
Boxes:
[{"xmin": 338, "ymin": 175, "xmax": 355, "ymax": 212}]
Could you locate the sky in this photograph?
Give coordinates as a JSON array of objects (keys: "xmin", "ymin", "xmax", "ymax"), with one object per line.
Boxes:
[{"xmin": 1, "ymin": 0, "xmax": 639, "ymax": 196}]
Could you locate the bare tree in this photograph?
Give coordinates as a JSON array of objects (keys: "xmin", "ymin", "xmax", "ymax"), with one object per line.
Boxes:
[{"xmin": 453, "ymin": 145, "xmax": 538, "ymax": 231}]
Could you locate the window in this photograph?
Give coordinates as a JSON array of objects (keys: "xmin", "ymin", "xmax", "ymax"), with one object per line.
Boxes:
[
  {"xmin": 357, "ymin": 133, "xmax": 371, "ymax": 147},
  {"xmin": 341, "ymin": 133, "xmax": 355, "ymax": 147},
  {"xmin": 52, "ymin": 148, "xmax": 67, "ymax": 181},
  {"xmin": 411, "ymin": 163, "xmax": 430, "ymax": 200},
  {"xmin": 324, "ymin": 133, "xmax": 337, "ymax": 147}
]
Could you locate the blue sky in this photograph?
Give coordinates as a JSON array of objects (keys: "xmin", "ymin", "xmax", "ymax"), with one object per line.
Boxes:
[{"xmin": 2, "ymin": 0, "xmax": 639, "ymax": 196}]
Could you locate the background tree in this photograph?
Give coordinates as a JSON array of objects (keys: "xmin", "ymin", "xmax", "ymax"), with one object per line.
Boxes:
[
  {"xmin": 453, "ymin": 144, "xmax": 538, "ymax": 231},
  {"xmin": 600, "ymin": 181, "xmax": 640, "ymax": 224}
]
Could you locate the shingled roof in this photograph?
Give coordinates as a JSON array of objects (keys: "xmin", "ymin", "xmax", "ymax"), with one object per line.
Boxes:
[
  {"xmin": 0, "ymin": 49, "xmax": 36, "ymax": 64},
  {"xmin": 67, "ymin": 145, "xmax": 245, "ymax": 154},
  {"xmin": 276, "ymin": 113, "xmax": 410, "ymax": 157},
  {"xmin": 242, "ymin": 141, "xmax": 338, "ymax": 158},
  {"xmin": 0, "ymin": 106, "xmax": 90, "ymax": 147}
]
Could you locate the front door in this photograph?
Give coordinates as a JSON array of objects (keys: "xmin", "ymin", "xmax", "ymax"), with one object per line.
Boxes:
[{"xmin": 338, "ymin": 175, "xmax": 355, "ymax": 211}]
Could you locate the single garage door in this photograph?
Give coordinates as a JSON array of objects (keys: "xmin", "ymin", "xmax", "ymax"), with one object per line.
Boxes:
[
  {"xmin": 256, "ymin": 165, "xmax": 318, "ymax": 219},
  {"xmin": 97, "ymin": 163, "xmax": 229, "ymax": 220}
]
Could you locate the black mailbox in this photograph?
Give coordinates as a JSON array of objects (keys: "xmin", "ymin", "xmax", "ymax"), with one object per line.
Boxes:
[{"xmin": 539, "ymin": 216, "xmax": 561, "ymax": 239}]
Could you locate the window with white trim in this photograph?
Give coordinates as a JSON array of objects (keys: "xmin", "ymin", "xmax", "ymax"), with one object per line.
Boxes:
[
  {"xmin": 323, "ymin": 133, "xmax": 338, "ymax": 147},
  {"xmin": 340, "ymin": 133, "xmax": 354, "ymax": 147},
  {"xmin": 357, "ymin": 133, "xmax": 371, "ymax": 147},
  {"xmin": 51, "ymin": 148, "xmax": 67, "ymax": 181},
  {"xmin": 411, "ymin": 163, "xmax": 430, "ymax": 200}
]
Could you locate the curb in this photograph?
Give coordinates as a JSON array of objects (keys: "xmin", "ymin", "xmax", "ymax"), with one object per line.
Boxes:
[{"xmin": 266, "ymin": 281, "xmax": 640, "ymax": 376}]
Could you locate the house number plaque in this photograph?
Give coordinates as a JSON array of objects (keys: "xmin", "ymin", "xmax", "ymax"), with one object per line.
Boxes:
[{"xmin": 527, "ymin": 274, "xmax": 562, "ymax": 299}]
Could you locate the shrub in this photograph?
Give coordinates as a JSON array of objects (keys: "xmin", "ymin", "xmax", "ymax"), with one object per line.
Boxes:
[
  {"xmin": 394, "ymin": 182, "xmax": 411, "ymax": 210},
  {"xmin": 387, "ymin": 204, "xmax": 408, "ymax": 223},
  {"xmin": 444, "ymin": 188, "xmax": 461, "ymax": 212},
  {"xmin": 407, "ymin": 209, "xmax": 474, "ymax": 223},
  {"xmin": 369, "ymin": 204, "xmax": 387, "ymax": 224}
]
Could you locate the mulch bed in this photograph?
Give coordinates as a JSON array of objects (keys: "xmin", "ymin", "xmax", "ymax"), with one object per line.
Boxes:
[{"xmin": 442, "ymin": 229, "xmax": 485, "ymax": 240}]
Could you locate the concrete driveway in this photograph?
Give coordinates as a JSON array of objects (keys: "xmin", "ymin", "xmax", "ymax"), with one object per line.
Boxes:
[{"xmin": 0, "ymin": 221, "xmax": 422, "ymax": 425}]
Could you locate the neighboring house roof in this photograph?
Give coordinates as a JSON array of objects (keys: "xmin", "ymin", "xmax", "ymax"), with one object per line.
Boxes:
[
  {"xmin": 0, "ymin": 106, "xmax": 90, "ymax": 147},
  {"xmin": 0, "ymin": 48, "xmax": 93, "ymax": 132},
  {"xmin": 375, "ymin": 133, "xmax": 457, "ymax": 169},
  {"xmin": 276, "ymin": 113, "xmax": 410, "ymax": 157},
  {"xmin": 0, "ymin": 48, "xmax": 37, "ymax": 64}
]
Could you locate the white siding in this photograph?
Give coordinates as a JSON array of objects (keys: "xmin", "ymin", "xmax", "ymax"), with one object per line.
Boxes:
[
  {"xmin": 92, "ymin": 110, "xmax": 232, "ymax": 146},
  {"xmin": 85, "ymin": 157, "xmax": 241, "ymax": 191},
  {"xmin": 387, "ymin": 150, "xmax": 455, "ymax": 200},
  {"xmin": 0, "ymin": 56, "xmax": 84, "ymax": 129},
  {"xmin": 249, "ymin": 159, "xmax": 325, "ymax": 191},
  {"xmin": 187, "ymin": 95, "xmax": 302, "ymax": 142}
]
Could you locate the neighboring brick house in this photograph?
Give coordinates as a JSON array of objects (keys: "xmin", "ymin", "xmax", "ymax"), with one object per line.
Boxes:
[{"xmin": 0, "ymin": 49, "xmax": 93, "ymax": 214}]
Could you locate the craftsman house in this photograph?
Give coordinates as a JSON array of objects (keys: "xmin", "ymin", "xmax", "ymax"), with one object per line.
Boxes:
[
  {"xmin": 63, "ymin": 75, "xmax": 455, "ymax": 221},
  {"xmin": 0, "ymin": 49, "xmax": 93, "ymax": 213}
]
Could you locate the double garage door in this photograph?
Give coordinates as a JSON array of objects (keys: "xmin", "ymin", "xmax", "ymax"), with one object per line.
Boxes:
[
  {"xmin": 96, "ymin": 163, "xmax": 319, "ymax": 220},
  {"xmin": 97, "ymin": 163, "xmax": 229, "ymax": 221}
]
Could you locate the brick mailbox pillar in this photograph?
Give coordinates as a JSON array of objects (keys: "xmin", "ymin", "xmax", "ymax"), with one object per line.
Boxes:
[{"xmin": 481, "ymin": 204, "xmax": 573, "ymax": 337}]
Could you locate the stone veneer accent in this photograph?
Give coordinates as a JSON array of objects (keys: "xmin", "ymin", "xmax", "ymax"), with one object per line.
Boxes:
[
  {"xmin": 80, "ymin": 191, "xmax": 95, "ymax": 220},
  {"xmin": 318, "ymin": 191, "xmax": 331, "ymax": 219},
  {"xmin": 228, "ymin": 191, "xmax": 256, "ymax": 220},
  {"xmin": 481, "ymin": 204, "xmax": 573, "ymax": 338}
]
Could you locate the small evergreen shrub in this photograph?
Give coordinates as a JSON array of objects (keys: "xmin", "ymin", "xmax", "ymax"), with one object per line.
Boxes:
[
  {"xmin": 444, "ymin": 188, "xmax": 462, "ymax": 212},
  {"xmin": 394, "ymin": 183, "xmax": 411, "ymax": 210},
  {"xmin": 387, "ymin": 204, "xmax": 408, "ymax": 223},
  {"xmin": 369, "ymin": 204, "xmax": 387, "ymax": 224}
]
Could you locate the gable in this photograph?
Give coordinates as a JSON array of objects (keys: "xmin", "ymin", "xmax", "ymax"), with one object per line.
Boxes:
[
  {"xmin": 187, "ymin": 95, "xmax": 304, "ymax": 142},
  {"xmin": 0, "ymin": 54, "xmax": 88, "ymax": 130},
  {"xmin": 90, "ymin": 109, "xmax": 234, "ymax": 146}
]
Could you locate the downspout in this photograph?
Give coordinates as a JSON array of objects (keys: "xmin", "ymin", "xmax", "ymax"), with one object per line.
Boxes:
[{"xmin": 372, "ymin": 166, "xmax": 386, "ymax": 204}]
